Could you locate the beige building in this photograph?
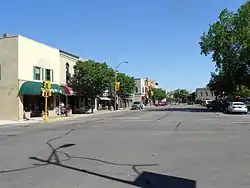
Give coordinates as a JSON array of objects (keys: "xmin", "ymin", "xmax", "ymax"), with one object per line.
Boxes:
[
  {"xmin": 196, "ymin": 87, "xmax": 216, "ymax": 101},
  {"xmin": 0, "ymin": 34, "xmax": 66, "ymax": 120}
]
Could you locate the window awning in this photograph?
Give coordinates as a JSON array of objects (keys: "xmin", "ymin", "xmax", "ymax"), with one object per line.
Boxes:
[
  {"xmin": 99, "ymin": 97, "xmax": 111, "ymax": 101},
  {"xmin": 61, "ymin": 85, "xmax": 74, "ymax": 95},
  {"xmin": 19, "ymin": 81, "xmax": 66, "ymax": 95}
]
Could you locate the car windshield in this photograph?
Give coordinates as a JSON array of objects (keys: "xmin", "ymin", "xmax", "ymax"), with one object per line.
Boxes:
[
  {"xmin": 232, "ymin": 102, "xmax": 245, "ymax": 105},
  {"xmin": 133, "ymin": 102, "xmax": 140, "ymax": 104}
]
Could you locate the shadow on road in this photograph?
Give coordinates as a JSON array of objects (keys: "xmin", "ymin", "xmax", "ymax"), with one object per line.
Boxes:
[{"xmin": 1, "ymin": 129, "xmax": 196, "ymax": 187}]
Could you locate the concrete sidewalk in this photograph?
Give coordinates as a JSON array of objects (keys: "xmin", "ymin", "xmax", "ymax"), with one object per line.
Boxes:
[{"xmin": 0, "ymin": 108, "xmax": 132, "ymax": 127}]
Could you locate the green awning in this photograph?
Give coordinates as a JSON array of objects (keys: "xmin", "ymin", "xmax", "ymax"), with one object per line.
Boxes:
[{"xmin": 19, "ymin": 81, "xmax": 66, "ymax": 95}]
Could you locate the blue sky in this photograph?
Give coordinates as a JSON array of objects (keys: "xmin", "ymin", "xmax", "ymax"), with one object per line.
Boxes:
[{"xmin": 0, "ymin": 0, "xmax": 246, "ymax": 91}]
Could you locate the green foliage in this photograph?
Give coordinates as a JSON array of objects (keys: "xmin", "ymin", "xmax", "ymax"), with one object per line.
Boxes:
[
  {"xmin": 149, "ymin": 88, "xmax": 166, "ymax": 100},
  {"xmin": 234, "ymin": 85, "xmax": 250, "ymax": 97},
  {"xmin": 200, "ymin": 1, "xmax": 250, "ymax": 95},
  {"xmin": 116, "ymin": 73, "xmax": 136, "ymax": 99},
  {"xmin": 172, "ymin": 89, "xmax": 189, "ymax": 99},
  {"xmin": 70, "ymin": 60, "xmax": 115, "ymax": 97}
]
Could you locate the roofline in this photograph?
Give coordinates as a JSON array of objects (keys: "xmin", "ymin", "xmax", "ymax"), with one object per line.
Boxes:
[
  {"xmin": 0, "ymin": 35, "xmax": 18, "ymax": 40},
  {"xmin": 59, "ymin": 49, "xmax": 79, "ymax": 59}
]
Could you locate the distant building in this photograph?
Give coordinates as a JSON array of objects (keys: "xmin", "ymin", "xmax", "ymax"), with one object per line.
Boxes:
[
  {"xmin": 196, "ymin": 87, "xmax": 216, "ymax": 101},
  {"xmin": 133, "ymin": 78, "xmax": 147, "ymax": 102}
]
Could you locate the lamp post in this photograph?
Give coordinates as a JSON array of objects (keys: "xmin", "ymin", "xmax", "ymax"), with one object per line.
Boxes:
[{"xmin": 114, "ymin": 61, "xmax": 128, "ymax": 111}]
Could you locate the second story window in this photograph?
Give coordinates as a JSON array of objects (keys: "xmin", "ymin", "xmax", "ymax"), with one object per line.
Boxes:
[
  {"xmin": 33, "ymin": 66, "xmax": 41, "ymax": 80},
  {"xmin": 135, "ymin": 87, "xmax": 138, "ymax": 93},
  {"xmin": 45, "ymin": 69, "xmax": 53, "ymax": 81},
  {"xmin": 206, "ymin": 92, "xmax": 208, "ymax": 96},
  {"xmin": 66, "ymin": 62, "xmax": 71, "ymax": 83},
  {"xmin": 200, "ymin": 92, "xmax": 203, "ymax": 97}
]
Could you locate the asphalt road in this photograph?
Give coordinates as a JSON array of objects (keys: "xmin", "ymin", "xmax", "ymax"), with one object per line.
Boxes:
[{"xmin": 1, "ymin": 105, "xmax": 250, "ymax": 188}]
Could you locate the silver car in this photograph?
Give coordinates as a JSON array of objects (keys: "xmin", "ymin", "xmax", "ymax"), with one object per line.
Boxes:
[{"xmin": 131, "ymin": 101, "xmax": 143, "ymax": 110}]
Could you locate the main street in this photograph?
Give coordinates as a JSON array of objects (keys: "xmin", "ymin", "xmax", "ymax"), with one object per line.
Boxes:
[{"xmin": 1, "ymin": 105, "xmax": 250, "ymax": 188}]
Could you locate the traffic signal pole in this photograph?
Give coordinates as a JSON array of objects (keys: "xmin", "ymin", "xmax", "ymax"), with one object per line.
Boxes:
[
  {"xmin": 44, "ymin": 90, "xmax": 48, "ymax": 122},
  {"xmin": 42, "ymin": 80, "xmax": 52, "ymax": 123}
]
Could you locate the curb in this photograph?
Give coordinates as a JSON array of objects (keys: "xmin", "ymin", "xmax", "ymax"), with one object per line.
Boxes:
[
  {"xmin": 43, "ymin": 109, "xmax": 131, "ymax": 123},
  {"xmin": 0, "ymin": 109, "xmax": 132, "ymax": 127}
]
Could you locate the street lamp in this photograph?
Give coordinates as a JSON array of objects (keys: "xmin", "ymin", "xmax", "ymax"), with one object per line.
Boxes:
[{"xmin": 114, "ymin": 61, "xmax": 128, "ymax": 111}]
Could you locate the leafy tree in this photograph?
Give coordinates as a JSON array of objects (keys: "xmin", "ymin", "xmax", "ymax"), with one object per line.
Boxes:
[
  {"xmin": 70, "ymin": 60, "xmax": 115, "ymax": 113},
  {"xmin": 116, "ymin": 73, "xmax": 136, "ymax": 106},
  {"xmin": 200, "ymin": 1, "xmax": 250, "ymax": 94},
  {"xmin": 172, "ymin": 89, "xmax": 189, "ymax": 100},
  {"xmin": 149, "ymin": 88, "xmax": 166, "ymax": 101},
  {"xmin": 207, "ymin": 71, "xmax": 234, "ymax": 96},
  {"xmin": 234, "ymin": 85, "xmax": 250, "ymax": 98}
]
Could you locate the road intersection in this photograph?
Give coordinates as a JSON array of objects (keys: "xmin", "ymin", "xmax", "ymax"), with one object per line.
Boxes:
[{"xmin": 0, "ymin": 105, "xmax": 250, "ymax": 188}]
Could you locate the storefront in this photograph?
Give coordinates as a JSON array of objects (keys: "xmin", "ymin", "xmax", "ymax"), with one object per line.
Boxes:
[{"xmin": 19, "ymin": 81, "xmax": 65, "ymax": 118}]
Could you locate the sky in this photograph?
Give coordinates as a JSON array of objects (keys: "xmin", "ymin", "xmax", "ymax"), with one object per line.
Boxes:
[{"xmin": 0, "ymin": 0, "xmax": 246, "ymax": 91}]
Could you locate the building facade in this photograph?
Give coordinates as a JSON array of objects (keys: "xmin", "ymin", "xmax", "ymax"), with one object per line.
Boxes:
[
  {"xmin": 196, "ymin": 87, "xmax": 216, "ymax": 101},
  {"xmin": 133, "ymin": 78, "xmax": 148, "ymax": 104},
  {"xmin": 0, "ymin": 35, "xmax": 66, "ymax": 120}
]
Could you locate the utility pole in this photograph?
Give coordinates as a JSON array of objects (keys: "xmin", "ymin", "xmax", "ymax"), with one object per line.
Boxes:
[{"xmin": 114, "ymin": 61, "xmax": 128, "ymax": 111}]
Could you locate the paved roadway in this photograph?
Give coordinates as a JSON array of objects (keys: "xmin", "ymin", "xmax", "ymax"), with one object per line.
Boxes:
[{"xmin": 0, "ymin": 105, "xmax": 250, "ymax": 188}]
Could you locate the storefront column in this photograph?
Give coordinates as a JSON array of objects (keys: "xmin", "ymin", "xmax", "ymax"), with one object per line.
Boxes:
[
  {"xmin": 18, "ymin": 96, "xmax": 24, "ymax": 120},
  {"xmin": 65, "ymin": 96, "xmax": 69, "ymax": 105}
]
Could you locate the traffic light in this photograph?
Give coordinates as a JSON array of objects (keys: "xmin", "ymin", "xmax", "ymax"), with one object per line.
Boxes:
[
  {"xmin": 47, "ymin": 80, "xmax": 51, "ymax": 89},
  {"xmin": 41, "ymin": 88, "xmax": 45, "ymax": 96},
  {"xmin": 42, "ymin": 80, "xmax": 47, "ymax": 89},
  {"xmin": 116, "ymin": 82, "xmax": 120, "ymax": 91},
  {"xmin": 48, "ymin": 89, "xmax": 52, "ymax": 97}
]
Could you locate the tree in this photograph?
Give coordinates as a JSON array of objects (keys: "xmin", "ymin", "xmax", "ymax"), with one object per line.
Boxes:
[
  {"xmin": 207, "ymin": 71, "xmax": 234, "ymax": 96},
  {"xmin": 234, "ymin": 85, "xmax": 250, "ymax": 98},
  {"xmin": 116, "ymin": 73, "xmax": 136, "ymax": 107},
  {"xmin": 172, "ymin": 89, "xmax": 189, "ymax": 101},
  {"xmin": 70, "ymin": 60, "xmax": 115, "ymax": 113},
  {"xmin": 200, "ymin": 1, "xmax": 250, "ymax": 94},
  {"xmin": 149, "ymin": 88, "xmax": 166, "ymax": 101}
]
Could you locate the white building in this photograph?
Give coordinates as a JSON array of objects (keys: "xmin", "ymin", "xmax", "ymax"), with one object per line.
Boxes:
[
  {"xmin": 132, "ymin": 78, "xmax": 148, "ymax": 102},
  {"xmin": 196, "ymin": 87, "xmax": 216, "ymax": 101}
]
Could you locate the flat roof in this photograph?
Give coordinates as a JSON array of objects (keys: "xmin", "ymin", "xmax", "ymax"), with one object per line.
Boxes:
[{"xmin": 59, "ymin": 49, "xmax": 79, "ymax": 59}]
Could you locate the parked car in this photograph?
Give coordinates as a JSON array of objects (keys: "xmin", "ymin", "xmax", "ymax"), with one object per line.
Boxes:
[
  {"xmin": 202, "ymin": 100, "xmax": 212, "ymax": 107},
  {"xmin": 131, "ymin": 101, "xmax": 143, "ymax": 110},
  {"xmin": 227, "ymin": 102, "xmax": 248, "ymax": 114}
]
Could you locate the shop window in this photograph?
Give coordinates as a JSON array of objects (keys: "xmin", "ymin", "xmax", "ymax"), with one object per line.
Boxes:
[
  {"xmin": 45, "ymin": 69, "xmax": 53, "ymax": 81},
  {"xmin": 33, "ymin": 66, "xmax": 41, "ymax": 80}
]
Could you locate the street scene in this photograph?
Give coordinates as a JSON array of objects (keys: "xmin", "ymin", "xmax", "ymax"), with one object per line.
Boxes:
[
  {"xmin": 1, "ymin": 0, "xmax": 250, "ymax": 187},
  {"xmin": 1, "ymin": 105, "xmax": 250, "ymax": 188}
]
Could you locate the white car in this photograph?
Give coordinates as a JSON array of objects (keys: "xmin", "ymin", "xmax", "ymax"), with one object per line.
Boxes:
[{"xmin": 228, "ymin": 102, "xmax": 248, "ymax": 114}]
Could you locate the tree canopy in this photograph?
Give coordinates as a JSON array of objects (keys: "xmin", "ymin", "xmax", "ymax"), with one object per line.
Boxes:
[
  {"xmin": 149, "ymin": 88, "xmax": 166, "ymax": 101},
  {"xmin": 172, "ymin": 89, "xmax": 189, "ymax": 100},
  {"xmin": 70, "ymin": 60, "xmax": 114, "ymax": 103},
  {"xmin": 200, "ymin": 1, "xmax": 250, "ymax": 95},
  {"xmin": 116, "ymin": 73, "xmax": 136, "ymax": 100}
]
